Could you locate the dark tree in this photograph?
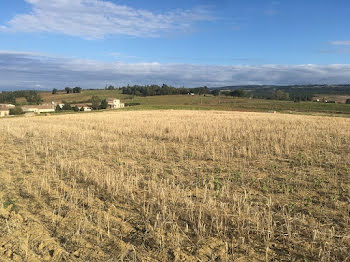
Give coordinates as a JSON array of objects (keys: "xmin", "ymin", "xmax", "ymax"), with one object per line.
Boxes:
[
  {"xmin": 106, "ymin": 85, "xmax": 115, "ymax": 90},
  {"xmin": 62, "ymin": 103, "xmax": 72, "ymax": 110},
  {"xmin": 0, "ymin": 90, "xmax": 42, "ymax": 104},
  {"xmin": 230, "ymin": 89, "xmax": 247, "ymax": 97},
  {"xmin": 73, "ymin": 87, "xmax": 82, "ymax": 93},
  {"xmin": 100, "ymin": 99, "xmax": 108, "ymax": 109},
  {"xmin": 65, "ymin": 87, "xmax": 73, "ymax": 94},
  {"xmin": 211, "ymin": 89, "xmax": 220, "ymax": 96},
  {"xmin": 274, "ymin": 90, "xmax": 289, "ymax": 100},
  {"xmin": 52, "ymin": 88, "xmax": 58, "ymax": 94}
]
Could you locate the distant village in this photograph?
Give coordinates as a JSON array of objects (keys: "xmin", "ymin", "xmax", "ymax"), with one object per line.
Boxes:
[{"xmin": 0, "ymin": 98, "xmax": 124, "ymax": 118}]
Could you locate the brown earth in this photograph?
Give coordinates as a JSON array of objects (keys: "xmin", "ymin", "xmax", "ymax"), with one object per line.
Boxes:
[{"xmin": 0, "ymin": 110, "xmax": 349, "ymax": 261}]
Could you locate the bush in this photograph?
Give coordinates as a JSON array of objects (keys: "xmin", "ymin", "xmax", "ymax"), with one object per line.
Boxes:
[
  {"xmin": 346, "ymin": 98, "xmax": 350, "ymax": 104},
  {"xmin": 9, "ymin": 106, "xmax": 24, "ymax": 115},
  {"xmin": 62, "ymin": 104, "xmax": 72, "ymax": 110}
]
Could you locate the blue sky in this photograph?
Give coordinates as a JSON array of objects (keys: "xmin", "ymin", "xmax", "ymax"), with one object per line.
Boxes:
[{"xmin": 0, "ymin": 0, "xmax": 350, "ymax": 90}]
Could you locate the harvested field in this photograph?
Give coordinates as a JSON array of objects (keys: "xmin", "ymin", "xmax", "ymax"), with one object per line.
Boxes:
[{"xmin": 0, "ymin": 110, "xmax": 349, "ymax": 261}]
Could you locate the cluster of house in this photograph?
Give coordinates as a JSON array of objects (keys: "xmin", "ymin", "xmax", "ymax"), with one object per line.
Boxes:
[
  {"xmin": 0, "ymin": 98, "xmax": 124, "ymax": 117},
  {"xmin": 313, "ymin": 98, "xmax": 336, "ymax": 103}
]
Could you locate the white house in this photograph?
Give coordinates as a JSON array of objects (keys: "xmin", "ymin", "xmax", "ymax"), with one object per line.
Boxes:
[
  {"xmin": 0, "ymin": 110, "xmax": 9, "ymax": 117},
  {"xmin": 0, "ymin": 104, "xmax": 15, "ymax": 117},
  {"xmin": 106, "ymin": 98, "xmax": 125, "ymax": 109}
]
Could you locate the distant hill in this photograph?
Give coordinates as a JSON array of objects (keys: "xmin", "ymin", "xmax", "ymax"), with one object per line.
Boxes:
[
  {"xmin": 211, "ymin": 84, "xmax": 350, "ymax": 91},
  {"xmin": 210, "ymin": 85, "xmax": 350, "ymax": 100}
]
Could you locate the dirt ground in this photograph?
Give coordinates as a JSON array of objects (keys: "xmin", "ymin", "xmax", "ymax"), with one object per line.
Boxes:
[{"xmin": 0, "ymin": 110, "xmax": 349, "ymax": 261}]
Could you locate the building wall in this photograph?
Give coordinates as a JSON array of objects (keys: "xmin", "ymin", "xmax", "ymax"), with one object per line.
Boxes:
[
  {"xmin": 0, "ymin": 104, "xmax": 15, "ymax": 109},
  {"xmin": 0, "ymin": 110, "xmax": 10, "ymax": 117},
  {"xmin": 38, "ymin": 108, "xmax": 55, "ymax": 113},
  {"xmin": 108, "ymin": 99, "xmax": 123, "ymax": 109},
  {"xmin": 22, "ymin": 108, "xmax": 39, "ymax": 113}
]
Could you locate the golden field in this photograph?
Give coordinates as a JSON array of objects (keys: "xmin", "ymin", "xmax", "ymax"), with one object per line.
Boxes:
[{"xmin": 0, "ymin": 110, "xmax": 349, "ymax": 261}]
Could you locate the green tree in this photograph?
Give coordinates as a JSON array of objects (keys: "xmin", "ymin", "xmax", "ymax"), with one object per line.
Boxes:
[
  {"xmin": 73, "ymin": 87, "xmax": 82, "ymax": 93},
  {"xmin": 91, "ymin": 96, "xmax": 101, "ymax": 110},
  {"xmin": 65, "ymin": 87, "xmax": 73, "ymax": 94},
  {"xmin": 275, "ymin": 90, "xmax": 290, "ymax": 100},
  {"xmin": 73, "ymin": 105, "xmax": 80, "ymax": 112},
  {"xmin": 52, "ymin": 88, "xmax": 58, "ymax": 94},
  {"xmin": 230, "ymin": 89, "xmax": 247, "ymax": 97},
  {"xmin": 346, "ymin": 98, "xmax": 350, "ymax": 104},
  {"xmin": 211, "ymin": 89, "xmax": 220, "ymax": 96},
  {"xmin": 100, "ymin": 99, "xmax": 108, "ymax": 109},
  {"xmin": 62, "ymin": 103, "xmax": 72, "ymax": 110},
  {"xmin": 25, "ymin": 91, "xmax": 43, "ymax": 104}
]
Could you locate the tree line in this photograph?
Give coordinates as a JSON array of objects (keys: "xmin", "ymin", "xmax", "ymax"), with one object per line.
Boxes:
[
  {"xmin": 52, "ymin": 87, "xmax": 82, "ymax": 94},
  {"xmin": 0, "ymin": 90, "xmax": 42, "ymax": 104},
  {"xmin": 120, "ymin": 84, "xmax": 209, "ymax": 96},
  {"xmin": 50, "ymin": 84, "xmax": 294, "ymax": 101},
  {"xmin": 250, "ymin": 89, "xmax": 310, "ymax": 101}
]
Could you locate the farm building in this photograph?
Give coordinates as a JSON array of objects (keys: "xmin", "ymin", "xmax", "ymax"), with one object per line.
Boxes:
[
  {"xmin": 0, "ymin": 104, "xmax": 15, "ymax": 117},
  {"xmin": 0, "ymin": 110, "xmax": 10, "ymax": 117},
  {"xmin": 0, "ymin": 104, "xmax": 15, "ymax": 110},
  {"xmin": 106, "ymin": 98, "xmax": 125, "ymax": 109},
  {"xmin": 22, "ymin": 104, "xmax": 55, "ymax": 114},
  {"xmin": 72, "ymin": 104, "xmax": 93, "ymax": 111}
]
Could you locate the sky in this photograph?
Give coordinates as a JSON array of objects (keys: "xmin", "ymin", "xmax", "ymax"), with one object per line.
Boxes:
[{"xmin": 0, "ymin": 0, "xmax": 350, "ymax": 90}]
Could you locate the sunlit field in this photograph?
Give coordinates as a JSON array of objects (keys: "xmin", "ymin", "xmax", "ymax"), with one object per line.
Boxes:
[{"xmin": 0, "ymin": 110, "xmax": 349, "ymax": 261}]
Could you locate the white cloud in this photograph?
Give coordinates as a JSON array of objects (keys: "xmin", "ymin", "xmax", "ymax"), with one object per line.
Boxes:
[
  {"xmin": 330, "ymin": 40, "xmax": 350, "ymax": 46},
  {"xmin": 1, "ymin": 51, "xmax": 350, "ymax": 90},
  {"xmin": 0, "ymin": 0, "xmax": 213, "ymax": 38}
]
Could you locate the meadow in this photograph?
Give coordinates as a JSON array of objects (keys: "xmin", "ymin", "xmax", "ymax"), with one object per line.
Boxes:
[{"xmin": 0, "ymin": 110, "xmax": 349, "ymax": 261}]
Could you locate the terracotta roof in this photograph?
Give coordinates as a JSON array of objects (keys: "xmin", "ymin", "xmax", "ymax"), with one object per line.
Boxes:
[
  {"xmin": 22, "ymin": 105, "xmax": 55, "ymax": 109},
  {"xmin": 0, "ymin": 104, "xmax": 15, "ymax": 109},
  {"xmin": 72, "ymin": 104, "xmax": 92, "ymax": 107}
]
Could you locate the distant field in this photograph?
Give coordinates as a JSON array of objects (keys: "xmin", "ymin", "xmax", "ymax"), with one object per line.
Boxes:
[
  {"xmin": 0, "ymin": 110, "xmax": 349, "ymax": 261},
  {"xmin": 41, "ymin": 90, "xmax": 350, "ymax": 115},
  {"xmin": 41, "ymin": 90, "xmax": 127, "ymax": 103}
]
